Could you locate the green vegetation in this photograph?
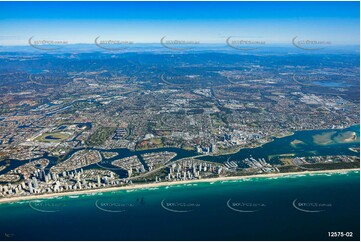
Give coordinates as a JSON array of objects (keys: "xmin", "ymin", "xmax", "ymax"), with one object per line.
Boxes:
[
  {"xmin": 278, "ymin": 161, "xmax": 360, "ymax": 173},
  {"xmin": 210, "ymin": 113, "xmax": 226, "ymax": 128},
  {"xmin": 182, "ymin": 145, "xmax": 195, "ymax": 151},
  {"xmin": 102, "ymin": 151, "xmax": 118, "ymax": 159},
  {"xmin": 35, "ymin": 132, "xmax": 72, "ymax": 143},
  {"xmin": 86, "ymin": 127, "xmax": 116, "ymax": 146},
  {"xmin": 136, "ymin": 138, "xmax": 165, "ymax": 150},
  {"xmin": 301, "ymin": 161, "xmax": 360, "ymax": 170}
]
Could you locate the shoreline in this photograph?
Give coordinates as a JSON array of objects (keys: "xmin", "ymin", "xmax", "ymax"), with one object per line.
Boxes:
[
  {"xmin": 206, "ymin": 131, "xmax": 295, "ymax": 157},
  {"xmin": 200, "ymin": 123, "xmax": 359, "ymax": 157},
  {"xmin": 0, "ymin": 168, "xmax": 359, "ymax": 205},
  {"xmin": 4, "ymin": 123, "xmax": 359, "ymax": 164}
]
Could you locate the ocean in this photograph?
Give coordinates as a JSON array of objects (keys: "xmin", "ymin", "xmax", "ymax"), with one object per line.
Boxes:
[{"xmin": 0, "ymin": 171, "xmax": 359, "ymax": 241}]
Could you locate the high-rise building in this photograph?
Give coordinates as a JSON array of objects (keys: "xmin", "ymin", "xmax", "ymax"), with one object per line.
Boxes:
[
  {"xmin": 210, "ymin": 142, "xmax": 218, "ymax": 154},
  {"xmin": 97, "ymin": 175, "xmax": 101, "ymax": 187},
  {"xmin": 28, "ymin": 180, "xmax": 34, "ymax": 194},
  {"xmin": 51, "ymin": 172, "xmax": 57, "ymax": 181},
  {"xmin": 32, "ymin": 177, "xmax": 38, "ymax": 188}
]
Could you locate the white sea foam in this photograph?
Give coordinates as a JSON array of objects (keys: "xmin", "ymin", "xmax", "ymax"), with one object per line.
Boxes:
[
  {"xmin": 146, "ymin": 187, "xmax": 159, "ymax": 190},
  {"xmin": 69, "ymin": 195, "xmax": 79, "ymax": 198}
]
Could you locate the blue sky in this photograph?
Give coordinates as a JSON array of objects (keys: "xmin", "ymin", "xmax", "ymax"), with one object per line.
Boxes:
[{"xmin": 0, "ymin": 1, "xmax": 359, "ymax": 45}]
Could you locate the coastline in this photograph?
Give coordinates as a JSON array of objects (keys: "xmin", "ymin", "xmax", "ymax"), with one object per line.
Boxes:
[
  {"xmin": 0, "ymin": 168, "xmax": 359, "ymax": 205},
  {"xmin": 104, "ymin": 124, "xmax": 359, "ymax": 158},
  {"xmin": 208, "ymin": 123, "xmax": 359, "ymax": 157}
]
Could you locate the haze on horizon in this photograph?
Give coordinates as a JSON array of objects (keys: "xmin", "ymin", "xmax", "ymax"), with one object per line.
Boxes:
[{"xmin": 0, "ymin": 1, "xmax": 359, "ymax": 46}]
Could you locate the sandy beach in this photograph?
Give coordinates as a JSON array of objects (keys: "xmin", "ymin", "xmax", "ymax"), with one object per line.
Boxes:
[{"xmin": 0, "ymin": 168, "xmax": 359, "ymax": 204}]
